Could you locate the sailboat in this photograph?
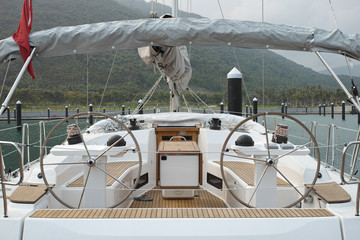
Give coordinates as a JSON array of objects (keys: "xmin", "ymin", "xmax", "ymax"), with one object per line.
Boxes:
[{"xmin": 1, "ymin": 0, "xmax": 360, "ymax": 239}]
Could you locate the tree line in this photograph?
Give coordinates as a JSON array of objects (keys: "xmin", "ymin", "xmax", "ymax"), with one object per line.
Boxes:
[{"xmin": 3, "ymin": 85, "xmax": 347, "ymax": 109}]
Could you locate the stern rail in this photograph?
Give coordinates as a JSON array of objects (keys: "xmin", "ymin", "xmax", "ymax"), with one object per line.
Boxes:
[
  {"xmin": 0, "ymin": 141, "xmax": 23, "ymax": 217},
  {"xmin": 341, "ymin": 141, "xmax": 360, "ymax": 216}
]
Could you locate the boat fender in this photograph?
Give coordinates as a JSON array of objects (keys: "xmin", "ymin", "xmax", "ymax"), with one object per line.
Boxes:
[
  {"xmin": 235, "ymin": 134, "xmax": 254, "ymax": 146},
  {"xmin": 37, "ymin": 173, "xmax": 42, "ymax": 179},
  {"xmin": 107, "ymin": 135, "xmax": 126, "ymax": 147},
  {"xmin": 318, "ymin": 172, "xmax": 322, "ymax": 178}
]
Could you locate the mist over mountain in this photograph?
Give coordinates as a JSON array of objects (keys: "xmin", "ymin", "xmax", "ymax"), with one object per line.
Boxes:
[{"xmin": 319, "ymin": 65, "xmax": 360, "ymax": 77}]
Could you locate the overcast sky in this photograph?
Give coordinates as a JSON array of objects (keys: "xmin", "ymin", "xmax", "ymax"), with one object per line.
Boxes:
[{"xmin": 148, "ymin": 0, "xmax": 360, "ymax": 72}]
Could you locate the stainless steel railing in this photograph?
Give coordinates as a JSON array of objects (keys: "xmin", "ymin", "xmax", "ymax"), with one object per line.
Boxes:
[
  {"xmin": 0, "ymin": 141, "xmax": 23, "ymax": 218},
  {"xmin": 341, "ymin": 141, "xmax": 360, "ymax": 216},
  {"xmin": 21, "ymin": 123, "xmax": 30, "ymax": 170}
]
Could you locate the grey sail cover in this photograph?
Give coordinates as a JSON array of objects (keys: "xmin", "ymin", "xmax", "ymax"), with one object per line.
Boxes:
[{"xmin": 1, "ymin": 18, "xmax": 360, "ymax": 63}]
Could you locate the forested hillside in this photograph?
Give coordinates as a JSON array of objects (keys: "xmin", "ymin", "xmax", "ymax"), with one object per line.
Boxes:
[{"xmin": 0, "ymin": 0, "xmax": 352, "ymax": 107}]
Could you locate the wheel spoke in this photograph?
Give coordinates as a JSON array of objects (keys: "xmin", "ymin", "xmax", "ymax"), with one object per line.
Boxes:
[
  {"xmin": 219, "ymin": 112, "xmax": 320, "ymax": 208},
  {"xmin": 93, "ymin": 132, "xmax": 130, "ymax": 163},
  {"xmin": 77, "ymin": 166, "xmax": 92, "ymax": 209},
  {"xmin": 74, "ymin": 117, "xmax": 92, "ymax": 160},
  {"xmin": 248, "ymin": 165, "xmax": 269, "ymax": 205},
  {"xmin": 223, "ymin": 153, "xmax": 266, "ymax": 163},
  {"xmin": 273, "ymin": 165, "xmax": 304, "ymax": 198},
  {"xmin": 94, "ymin": 164, "xmax": 131, "ymax": 189},
  {"xmin": 274, "ymin": 141, "xmax": 312, "ymax": 161},
  {"xmin": 40, "ymin": 112, "xmax": 143, "ymax": 209},
  {"xmin": 43, "ymin": 162, "xmax": 88, "ymax": 166},
  {"xmin": 263, "ymin": 113, "xmax": 271, "ymax": 159}
]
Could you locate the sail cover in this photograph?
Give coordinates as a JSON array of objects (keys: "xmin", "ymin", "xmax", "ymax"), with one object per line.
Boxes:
[
  {"xmin": 138, "ymin": 45, "xmax": 192, "ymax": 90},
  {"xmin": 1, "ymin": 18, "xmax": 360, "ymax": 63}
]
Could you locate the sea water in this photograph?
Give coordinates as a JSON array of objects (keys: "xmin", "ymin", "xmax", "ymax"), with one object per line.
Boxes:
[{"xmin": 0, "ymin": 113, "xmax": 359, "ymax": 175}]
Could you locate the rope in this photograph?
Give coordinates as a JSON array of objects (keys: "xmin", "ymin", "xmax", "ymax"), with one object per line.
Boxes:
[
  {"xmin": 97, "ymin": 50, "xmax": 118, "ymax": 112},
  {"xmin": 328, "ymin": 0, "xmax": 339, "ymax": 29},
  {"xmin": 150, "ymin": 0, "xmax": 158, "ymax": 17},
  {"xmin": 231, "ymin": 48, "xmax": 251, "ymax": 106},
  {"xmin": 261, "ymin": 0, "xmax": 265, "ymax": 108},
  {"xmin": 175, "ymin": 82, "xmax": 192, "ymax": 112},
  {"xmin": 181, "ymin": 92, "xmax": 191, "ymax": 112},
  {"xmin": 132, "ymin": 74, "xmax": 163, "ymax": 115},
  {"xmin": 215, "ymin": 1, "xmax": 252, "ymax": 106},
  {"xmin": 128, "ymin": 0, "xmax": 134, "ymax": 20},
  {"xmin": 216, "ymin": 0, "xmax": 225, "ymax": 18},
  {"xmin": 0, "ymin": 60, "xmax": 11, "ymax": 103},
  {"xmin": 86, "ymin": 54, "xmax": 89, "ymax": 109},
  {"xmin": 187, "ymin": 87, "xmax": 215, "ymax": 113}
]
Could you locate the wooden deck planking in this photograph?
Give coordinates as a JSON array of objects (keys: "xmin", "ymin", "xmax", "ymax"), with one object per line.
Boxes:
[
  {"xmin": 305, "ymin": 182, "xmax": 351, "ymax": 203},
  {"xmin": 9, "ymin": 183, "xmax": 54, "ymax": 204},
  {"xmin": 214, "ymin": 161, "xmax": 290, "ymax": 186},
  {"xmin": 130, "ymin": 189, "xmax": 227, "ymax": 208},
  {"xmin": 30, "ymin": 208, "xmax": 334, "ymax": 219},
  {"xmin": 67, "ymin": 161, "xmax": 137, "ymax": 187}
]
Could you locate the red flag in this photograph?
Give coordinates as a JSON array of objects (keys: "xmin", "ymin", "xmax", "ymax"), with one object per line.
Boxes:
[{"xmin": 12, "ymin": 0, "xmax": 35, "ymax": 79}]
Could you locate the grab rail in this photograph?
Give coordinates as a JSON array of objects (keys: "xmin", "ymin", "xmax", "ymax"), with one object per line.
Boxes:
[
  {"xmin": 325, "ymin": 124, "xmax": 336, "ymax": 168},
  {"xmin": 21, "ymin": 123, "xmax": 30, "ymax": 170},
  {"xmin": 341, "ymin": 141, "xmax": 360, "ymax": 216},
  {"xmin": 39, "ymin": 121, "xmax": 47, "ymax": 158},
  {"xmin": 0, "ymin": 141, "xmax": 23, "ymax": 218},
  {"xmin": 349, "ymin": 127, "xmax": 360, "ymax": 180},
  {"xmin": 309, "ymin": 121, "xmax": 317, "ymax": 158}
]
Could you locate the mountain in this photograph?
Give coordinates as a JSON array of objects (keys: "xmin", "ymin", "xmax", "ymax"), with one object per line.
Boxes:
[
  {"xmin": 0, "ymin": 0, "xmax": 353, "ymax": 106},
  {"xmin": 319, "ymin": 65, "xmax": 360, "ymax": 77}
]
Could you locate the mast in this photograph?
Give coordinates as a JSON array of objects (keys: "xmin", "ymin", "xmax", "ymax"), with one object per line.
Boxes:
[
  {"xmin": 172, "ymin": 0, "xmax": 178, "ymax": 18},
  {"xmin": 169, "ymin": 0, "xmax": 180, "ymax": 112}
]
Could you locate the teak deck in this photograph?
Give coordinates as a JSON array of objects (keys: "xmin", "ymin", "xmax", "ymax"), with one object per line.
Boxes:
[
  {"xmin": 306, "ymin": 182, "xmax": 351, "ymax": 203},
  {"xmin": 30, "ymin": 208, "xmax": 334, "ymax": 219},
  {"xmin": 130, "ymin": 189, "xmax": 227, "ymax": 208},
  {"xmin": 10, "ymin": 183, "xmax": 50, "ymax": 204},
  {"xmin": 214, "ymin": 161, "xmax": 290, "ymax": 186}
]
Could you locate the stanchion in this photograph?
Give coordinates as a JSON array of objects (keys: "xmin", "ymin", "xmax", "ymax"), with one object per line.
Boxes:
[
  {"xmin": 7, "ymin": 107, "xmax": 10, "ymax": 124},
  {"xmin": 16, "ymin": 101, "xmax": 21, "ymax": 130}
]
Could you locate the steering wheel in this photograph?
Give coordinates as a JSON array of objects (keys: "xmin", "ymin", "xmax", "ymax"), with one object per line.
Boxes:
[
  {"xmin": 40, "ymin": 112, "xmax": 142, "ymax": 209},
  {"xmin": 220, "ymin": 112, "xmax": 320, "ymax": 208}
]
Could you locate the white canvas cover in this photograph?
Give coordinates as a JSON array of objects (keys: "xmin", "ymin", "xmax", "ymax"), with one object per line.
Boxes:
[
  {"xmin": 1, "ymin": 18, "xmax": 360, "ymax": 63},
  {"xmin": 138, "ymin": 45, "xmax": 192, "ymax": 90}
]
